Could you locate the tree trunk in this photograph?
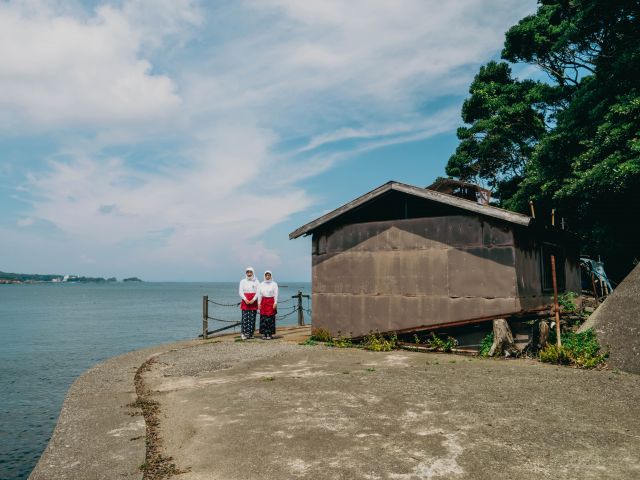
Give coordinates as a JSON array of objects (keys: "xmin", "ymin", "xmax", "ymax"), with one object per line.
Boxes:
[
  {"xmin": 488, "ymin": 318, "xmax": 518, "ymax": 357},
  {"xmin": 538, "ymin": 320, "xmax": 549, "ymax": 349}
]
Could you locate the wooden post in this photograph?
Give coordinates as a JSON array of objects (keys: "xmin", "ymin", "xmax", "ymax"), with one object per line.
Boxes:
[
  {"xmin": 538, "ymin": 320, "xmax": 549, "ymax": 349},
  {"xmin": 590, "ymin": 272, "xmax": 599, "ymax": 305},
  {"xmin": 551, "ymin": 208, "xmax": 555, "ymax": 226},
  {"xmin": 202, "ymin": 295, "xmax": 209, "ymax": 340},
  {"xmin": 550, "ymin": 255, "xmax": 561, "ymax": 347},
  {"xmin": 296, "ymin": 290, "xmax": 304, "ymax": 326},
  {"xmin": 529, "ymin": 200, "xmax": 536, "ymax": 218},
  {"xmin": 488, "ymin": 318, "xmax": 518, "ymax": 357}
]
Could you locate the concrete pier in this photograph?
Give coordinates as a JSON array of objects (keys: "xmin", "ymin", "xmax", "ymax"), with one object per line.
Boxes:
[{"xmin": 31, "ymin": 326, "xmax": 640, "ymax": 479}]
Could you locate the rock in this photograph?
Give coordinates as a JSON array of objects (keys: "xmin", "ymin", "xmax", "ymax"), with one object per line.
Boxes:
[{"xmin": 579, "ymin": 263, "xmax": 640, "ymax": 374}]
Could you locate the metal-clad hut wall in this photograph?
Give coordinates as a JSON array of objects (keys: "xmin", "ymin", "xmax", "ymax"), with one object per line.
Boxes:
[{"xmin": 312, "ymin": 215, "xmax": 522, "ymax": 338}]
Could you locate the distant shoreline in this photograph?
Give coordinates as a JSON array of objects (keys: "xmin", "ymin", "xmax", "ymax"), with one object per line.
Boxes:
[{"xmin": 0, "ymin": 271, "xmax": 142, "ymax": 285}]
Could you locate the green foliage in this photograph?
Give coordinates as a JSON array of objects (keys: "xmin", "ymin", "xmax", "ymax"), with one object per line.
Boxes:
[
  {"xmin": 541, "ymin": 329, "xmax": 608, "ymax": 368},
  {"xmin": 558, "ymin": 291, "xmax": 579, "ymax": 313},
  {"xmin": 328, "ymin": 333, "xmax": 353, "ymax": 348},
  {"xmin": 310, "ymin": 328, "xmax": 333, "ymax": 342},
  {"xmin": 426, "ymin": 332, "xmax": 457, "ymax": 353},
  {"xmin": 299, "ymin": 338, "xmax": 317, "ymax": 346},
  {"xmin": 539, "ymin": 344, "xmax": 573, "ymax": 365},
  {"xmin": 362, "ymin": 331, "xmax": 399, "ymax": 352},
  {"xmin": 479, "ymin": 332, "xmax": 494, "ymax": 357},
  {"xmin": 447, "ymin": 0, "xmax": 640, "ymax": 281},
  {"xmin": 446, "ymin": 61, "xmax": 545, "ymax": 196}
]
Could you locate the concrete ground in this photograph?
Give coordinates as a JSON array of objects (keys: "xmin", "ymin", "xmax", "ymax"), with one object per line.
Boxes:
[{"xmin": 31, "ymin": 326, "xmax": 640, "ymax": 480}]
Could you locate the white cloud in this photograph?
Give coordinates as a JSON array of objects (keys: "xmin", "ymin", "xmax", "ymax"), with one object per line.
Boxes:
[
  {"xmin": 23, "ymin": 124, "xmax": 313, "ymax": 272},
  {"xmin": 0, "ymin": 0, "xmax": 201, "ymax": 130},
  {"xmin": 182, "ymin": 0, "xmax": 533, "ymax": 133},
  {"xmin": 17, "ymin": 217, "xmax": 34, "ymax": 227},
  {"xmin": 3, "ymin": 0, "xmax": 534, "ymax": 279}
]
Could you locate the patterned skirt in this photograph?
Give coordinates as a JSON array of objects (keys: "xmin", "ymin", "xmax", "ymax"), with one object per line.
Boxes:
[
  {"xmin": 241, "ymin": 310, "xmax": 257, "ymax": 337},
  {"xmin": 259, "ymin": 315, "xmax": 276, "ymax": 336}
]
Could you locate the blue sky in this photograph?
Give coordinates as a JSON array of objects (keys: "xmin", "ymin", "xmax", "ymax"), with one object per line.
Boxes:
[{"xmin": 0, "ymin": 0, "xmax": 535, "ymax": 281}]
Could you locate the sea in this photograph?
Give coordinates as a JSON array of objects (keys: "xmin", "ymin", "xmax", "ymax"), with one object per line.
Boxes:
[{"xmin": 0, "ymin": 281, "xmax": 311, "ymax": 480}]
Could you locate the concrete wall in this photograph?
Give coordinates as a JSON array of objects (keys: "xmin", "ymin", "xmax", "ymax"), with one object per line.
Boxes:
[{"xmin": 312, "ymin": 216, "xmax": 523, "ymax": 338}]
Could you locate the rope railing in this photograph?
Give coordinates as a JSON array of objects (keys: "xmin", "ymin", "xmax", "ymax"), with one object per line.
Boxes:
[{"xmin": 208, "ymin": 299, "xmax": 241, "ymax": 307}]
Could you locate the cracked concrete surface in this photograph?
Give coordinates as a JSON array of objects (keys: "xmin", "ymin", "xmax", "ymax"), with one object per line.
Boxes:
[
  {"xmin": 31, "ymin": 327, "xmax": 640, "ymax": 479},
  {"xmin": 149, "ymin": 343, "xmax": 640, "ymax": 480}
]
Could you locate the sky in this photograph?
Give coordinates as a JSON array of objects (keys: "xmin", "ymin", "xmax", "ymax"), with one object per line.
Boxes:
[{"xmin": 0, "ymin": 0, "xmax": 536, "ymax": 281}]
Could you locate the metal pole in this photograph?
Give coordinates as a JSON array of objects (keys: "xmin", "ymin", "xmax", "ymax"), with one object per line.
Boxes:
[
  {"xmin": 297, "ymin": 290, "xmax": 304, "ymax": 326},
  {"xmin": 591, "ymin": 272, "xmax": 599, "ymax": 305},
  {"xmin": 550, "ymin": 255, "xmax": 561, "ymax": 347},
  {"xmin": 203, "ymin": 295, "xmax": 209, "ymax": 340}
]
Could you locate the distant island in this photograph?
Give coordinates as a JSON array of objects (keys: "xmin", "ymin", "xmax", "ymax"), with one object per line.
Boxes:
[{"xmin": 0, "ymin": 271, "xmax": 142, "ymax": 284}]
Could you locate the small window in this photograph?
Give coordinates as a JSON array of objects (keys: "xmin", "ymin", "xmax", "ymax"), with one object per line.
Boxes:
[{"xmin": 541, "ymin": 243, "xmax": 566, "ymax": 292}]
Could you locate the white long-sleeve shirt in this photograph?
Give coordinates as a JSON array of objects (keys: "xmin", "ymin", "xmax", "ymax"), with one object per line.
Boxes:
[
  {"xmin": 239, "ymin": 278, "xmax": 260, "ymax": 302},
  {"xmin": 258, "ymin": 281, "xmax": 278, "ymax": 304}
]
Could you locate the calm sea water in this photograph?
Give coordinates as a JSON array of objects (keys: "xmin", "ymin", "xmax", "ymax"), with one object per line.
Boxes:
[{"xmin": 0, "ymin": 281, "xmax": 311, "ymax": 480}]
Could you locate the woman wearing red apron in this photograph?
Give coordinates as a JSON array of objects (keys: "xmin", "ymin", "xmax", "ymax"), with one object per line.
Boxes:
[
  {"xmin": 238, "ymin": 267, "xmax": 260, "ymax": 340},
  {"xmin": 258, "ymin": 270, "xmax": 278, "ymax": 340}
]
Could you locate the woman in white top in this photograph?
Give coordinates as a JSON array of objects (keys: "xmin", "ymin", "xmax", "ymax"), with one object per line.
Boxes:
[
  {"xmin": 238, "ymin": 267, "xmax": 260, "ymax": 340},
  {"xmin": 258, "ymin": 270, "xmax": 278, "ymax": 340}
]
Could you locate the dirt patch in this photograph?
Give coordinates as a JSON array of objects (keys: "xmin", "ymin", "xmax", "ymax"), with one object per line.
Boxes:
[{"xmin": 130, "ymin": 356, "xmax": 189, "ymax": 479}]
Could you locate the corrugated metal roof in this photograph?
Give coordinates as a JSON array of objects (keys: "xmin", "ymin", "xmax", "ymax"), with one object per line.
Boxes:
[{"xmin": 289, "ymin": 181, "xmax": 531, "ymax": 239}]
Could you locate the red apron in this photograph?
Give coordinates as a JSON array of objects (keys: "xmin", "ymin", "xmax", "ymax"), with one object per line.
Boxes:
[
  {"xmin": 259, "ymin": 296, "xmax": 277, "ymax": 316},
  {"xmin": 241, "ymin": 292, "xmax": 258, "ymax": 311}
]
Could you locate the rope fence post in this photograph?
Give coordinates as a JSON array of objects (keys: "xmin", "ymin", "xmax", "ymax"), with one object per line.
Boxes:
[
  {"xmin": 291, "ymin": 290, "xmax": 310, "ymax": 326},
  {"xmin": 202, "ymin": 295, "xmax": 209, "ymax": 340},
  {"xmin": 297, "ymin": 291, "xmax": 304, "ymax": 326}
]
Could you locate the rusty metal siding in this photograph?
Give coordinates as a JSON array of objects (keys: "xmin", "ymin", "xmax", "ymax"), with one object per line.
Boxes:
[
  {"xmin": 311, "ymin": 216, "xmax": 523, "ymax": 338},
  {"xmin": 512, "ymin": 227, "xmax": 581, "ymax": 311}
]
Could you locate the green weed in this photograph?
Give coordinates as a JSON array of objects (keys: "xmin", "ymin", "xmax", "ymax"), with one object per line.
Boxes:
[
  {"xmin": 328, "ymin": 333, "xmax": 354, "ymax": 348},
  {"xmin": 310, "ymin": 328, "xmax": 333, "ymax": 342},
  {"xmin": 479, "ymin": 332, "xmax": 494, "ymax": 357},
  {"xmin": 299, "ymin": 338, "xmax": 317, "ymax": 346},
  {"xmin": 558, "ymin": 291, "xmax": 579, "ymax": 313},
  {"xmin": 427, "ymin": 332, "xmax": 456, "ymax": 353},
  {"xmin": 540, "ymin": 329, "xmax": 608, "ymax": 368},
  {"xmin": 362, "ymin": 331, "xmax": 398, "ymax": 351}
]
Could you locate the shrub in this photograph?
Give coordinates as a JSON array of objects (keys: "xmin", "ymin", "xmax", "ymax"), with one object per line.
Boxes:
[
  {"xmin": 539, "ymin": 344, "xmax": 573, "ymax": 365},
  {"xmin": 541, "ymin": 329, "xmax": 608, "ymax": 368},
  {"xmin": 479, "ymin": 333, "xmax": 494, "ymax": 357},
  {"xmin": 362, "ymin": 331, "xmax": 398, "ymax": 352},
  {"xmin": 310, "ymin": 328, "xmax": 333, "ymax": 342},
  {"xmin": 328, "ymin": 333, "xmax": 353, "ymax": 348},
  {"xmin": 427, "ymin": 332, "xmax": 456, "ymax": 352},
  {"xmin": 558, "ymin": 291, "xmax": 579, "ymax": 313}
]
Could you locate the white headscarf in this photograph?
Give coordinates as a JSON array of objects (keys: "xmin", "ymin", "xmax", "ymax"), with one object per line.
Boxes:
[
  {"xmin": 263, "ymin": 270, "xmax": 273, "ymax": 283},
  {"xmin": 245, "ymin": 266, "xmax": 256, "ymax": 280}
]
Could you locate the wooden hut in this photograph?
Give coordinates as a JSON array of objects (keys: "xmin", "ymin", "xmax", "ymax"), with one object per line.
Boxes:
[{"xmin": 289, "ymin": 181, "xmax": 580, "ymax": 338}]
